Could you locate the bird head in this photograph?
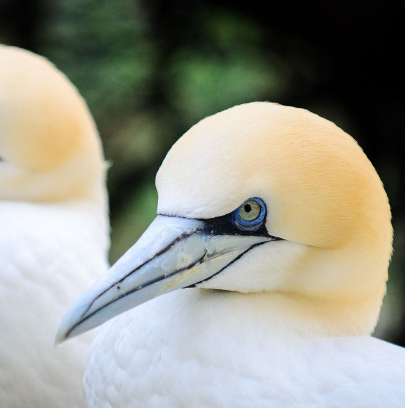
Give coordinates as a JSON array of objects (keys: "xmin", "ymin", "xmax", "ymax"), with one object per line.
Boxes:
[
  {"xmin": 0, "ymin": 45, "xmax": 106, "ymax": 205},
  {"xmin": 57, "ymin": 102, "xmax": 392, "ymax": 343}
]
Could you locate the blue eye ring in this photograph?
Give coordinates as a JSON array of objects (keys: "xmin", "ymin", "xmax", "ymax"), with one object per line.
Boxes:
[{"xmin": 233, "ymin": 197, "xmax": 266, "ymax": 231}]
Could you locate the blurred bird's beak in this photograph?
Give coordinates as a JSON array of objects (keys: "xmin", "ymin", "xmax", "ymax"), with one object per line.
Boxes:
[{"xmin": 56, "ymin": 215, "xmax": 271, "ymax": 345}]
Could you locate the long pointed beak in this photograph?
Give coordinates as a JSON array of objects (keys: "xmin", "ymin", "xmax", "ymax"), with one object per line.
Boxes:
[{"xmin": 56, "ymin": 215, "xmax": 271, "ymax": 345}]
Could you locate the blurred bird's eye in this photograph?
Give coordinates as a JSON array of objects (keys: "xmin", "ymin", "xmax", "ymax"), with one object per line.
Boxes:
[{"xmin": 239, "ymin": 200, "xmax": 261, "ymax": 221}]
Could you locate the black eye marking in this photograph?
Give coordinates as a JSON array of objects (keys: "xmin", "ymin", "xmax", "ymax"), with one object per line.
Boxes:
[{"xmin": 197, "ymin": 197, "xmax": 281, "ymax": 240}]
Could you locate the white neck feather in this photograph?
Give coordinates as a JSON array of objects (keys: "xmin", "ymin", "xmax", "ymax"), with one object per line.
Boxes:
[{"xmin": 175, "ymin": 288, "xmax": 382, "ymax": 342}]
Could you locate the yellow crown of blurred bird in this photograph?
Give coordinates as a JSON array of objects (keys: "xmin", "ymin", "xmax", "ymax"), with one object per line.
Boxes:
[
  {"xmin": 58, "ymin": 102, "xmax": 405, "ymax": 403},
  {"xmin": 0, "ymin": 45, "xmax": 110, "ymax": 407}
]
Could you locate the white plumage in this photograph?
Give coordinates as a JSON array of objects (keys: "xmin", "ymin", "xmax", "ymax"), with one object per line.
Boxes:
[
  {"xmin": 58, "ymin": 102, "xmax": 405, "ymax": 407},
  {"xmin": 86, "ymin": 291, "xmax": 405, "ymax": 407},
  {"xmin": 0, "ymin": 45, "xmax": 109, "ymax": 407}
]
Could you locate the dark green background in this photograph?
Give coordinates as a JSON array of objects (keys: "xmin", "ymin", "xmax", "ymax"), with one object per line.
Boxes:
[{"xmin": 1, "ymin": 0, "xmax": 404, "ymax": 345}]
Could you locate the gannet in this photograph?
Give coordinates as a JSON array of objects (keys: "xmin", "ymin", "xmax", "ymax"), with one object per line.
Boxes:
[
  {"xmin": 0, "ymin": 45, "xmax": 109, "ymax": 407},
  {"xmin": 58, "ymin": 102, "xmax": 405, "ymax": 407}
]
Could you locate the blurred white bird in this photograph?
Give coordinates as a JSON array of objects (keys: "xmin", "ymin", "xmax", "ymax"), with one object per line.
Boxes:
[
  {"xmin": 58, "ymin": 102, "xmax": 405, "ymax": 407},
  {"xmin": 0, "ymin": 45, "xmax": 109, "ymax": 407}
]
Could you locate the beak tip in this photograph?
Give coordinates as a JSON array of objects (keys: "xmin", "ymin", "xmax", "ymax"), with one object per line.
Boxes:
[
  {"xmin": 55, "ymin": 306, "xmax": 82, "ymax": 347},
  {"xmin": 55, "ymin": 290, "xmax": 100, "ymax": 346},
  {"xmin": 54, "ymin": 338, "xmax": 64, "ymax": 348},
  {"xmin": 55, "ymin": 322, "xmax": 69, "ymax": 347}
]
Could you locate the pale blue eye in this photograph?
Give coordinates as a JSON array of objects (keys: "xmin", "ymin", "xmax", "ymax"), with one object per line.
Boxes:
[{"xmin": 233, "ymin": 198, "xmax": 266, "ymax": 231}]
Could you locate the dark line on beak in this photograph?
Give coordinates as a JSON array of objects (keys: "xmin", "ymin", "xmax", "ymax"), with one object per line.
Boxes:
[
  {"xmin": 65, "ymin": 250, "xmax": 207, "ymax": 339},
  {"xmin": 186, "ymin": 241, "xmax": 268, "ymax": 288},
  {"xmin": 79, "ymin": 228, "xmax": 203, "ymax": 320}
]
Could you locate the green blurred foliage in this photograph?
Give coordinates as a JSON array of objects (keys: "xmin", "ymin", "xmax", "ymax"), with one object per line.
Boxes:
[
  {"xmin": 109, "ymin": 181, "xmax": 158, "ymax": 263},
  {"xmin": 43, "ymin": 0, "xmax": 155, "ymax": 116},
  {"xmin": 166, "ymin": 10, "xmax": 290, "ymax": 123}
]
